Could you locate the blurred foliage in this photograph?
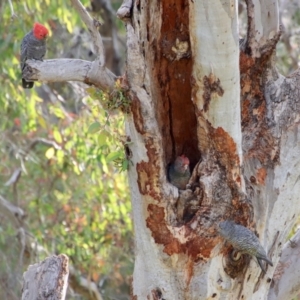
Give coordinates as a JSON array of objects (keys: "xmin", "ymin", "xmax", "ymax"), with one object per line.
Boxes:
[
  {"xmin": 277, "ymin": 3, "xmax": 300, "ymax": 75},
  {"xmin": 0, "ymin": 0, "xmax": 131, "ymax": 299}
]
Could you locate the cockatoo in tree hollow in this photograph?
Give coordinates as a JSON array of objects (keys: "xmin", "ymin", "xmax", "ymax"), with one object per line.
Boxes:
[
  {"xmin": 20, "ymin": 22, "xmax": 49, "ymax": 88},
  {"xmin": 168, "ymin": 155, "xmax": 191, "ymax": 189}
]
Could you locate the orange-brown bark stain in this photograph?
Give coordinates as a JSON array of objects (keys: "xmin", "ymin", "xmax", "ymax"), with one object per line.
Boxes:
[
  {"xmin": 129, "ymin": 277, "xmax": 137, "ymax": 300},
  {"xmin": 240, "ymin": 51, "xmax": 279, "ymax": 166},
  {"xmin": 148, "ymin": 288, "xmax": 163, "ymax": 300},
  {"xmin": 130, "ymin": 93, "xmax": 146, "ymax": 135},
  {"xmin": 146, "ymin": 204, "xmax": 219, "ymax": 261},
  {"xmin": 256, "ymin": 167, "xmax": 267, "ymax": 185},
  {"xmin": 197, "ymin": 121, "xmax": 252, "ymax": 225},
  {"xmin": 211, "ymin": 127, "xmax": 240, "ymax": 170},
  {"xmin": 185, "ymin": 256, "xmax": 194, "ymax": 287},
  {"xmin": 136, "ymin": 138, "xmax": 162, "ymax": 202}
]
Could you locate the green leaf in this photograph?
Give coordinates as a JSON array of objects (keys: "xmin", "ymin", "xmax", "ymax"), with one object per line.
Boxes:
[
  {"xmin": 98, "ymin": 131, "xmax": 108, "ymax": 146},
  {"xmin": 45, "ymin": 147, "xmax": 55, "ymax": 159},
  {"xmin": 106, "ymin": 151, "xmax": 121, "ymax": 162},
  {"xmin": 88, "ymin": 122, "xmax": 101, "ymax": 134},
  {"xmin": 53, "ymin": 130, "xmax": 63, "ymax": 144},
  {"xmin": 121, "ymin": 159, "xmax": 129, "ymax": 171}
]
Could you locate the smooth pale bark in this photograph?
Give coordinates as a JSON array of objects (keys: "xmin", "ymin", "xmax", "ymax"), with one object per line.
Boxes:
[
  {"xmin": 246, "ymin": 0, "xmax": 279, "ymax": 57},
  {"xmin": 268, "ymin": 229, "xmax": 300, "ymax": 300},
  {"xmin": 24, "ymin": 59, "xmax": 116, "ymax": 91},
  {"xmin": 190, "ymin": 0, "xmax": 242, "ymax": 161}
]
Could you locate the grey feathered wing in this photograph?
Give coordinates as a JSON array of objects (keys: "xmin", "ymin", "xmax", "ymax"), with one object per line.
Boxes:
[{"xmin": 20, "ymin": 32, "xmax": 34, "ymax": 89}]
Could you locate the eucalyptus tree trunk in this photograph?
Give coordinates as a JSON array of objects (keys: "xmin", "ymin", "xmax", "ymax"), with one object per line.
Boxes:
[{"xmin": 122, "ymin": 0, "xmax": 300, "ymax": 299}]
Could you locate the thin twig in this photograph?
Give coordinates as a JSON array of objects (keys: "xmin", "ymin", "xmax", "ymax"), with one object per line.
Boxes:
[
  {"xmin": 70, "ymin": 0, "xmax": 105, "ymax": 66},
  {"xmin": 8, "ymin": 0, "xmax": 17, "ymax": 20},
  {"xmin": 0, "ymin": 195, "xmax": 25, "ymax": 224}
]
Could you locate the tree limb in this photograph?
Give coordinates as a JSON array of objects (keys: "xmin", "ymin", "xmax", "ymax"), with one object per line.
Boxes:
[
  {"xmin": 268, "ymin": 229, "xmax": 300, "ymax": 300},
  {"xmin": 21, "ymin": 254, "xmax": 69, "ymax": 300},
  {"xmin": 70, "ymin": 0, "xmax": 105, "ymax": 66},
  {"xmin": 117, "ymin": 0, "xmax": 132, "ymax": 20},
  {"xmin": 5, "ymin": 168, "xmax": 22, "ymax": 187},
  {"xmin": 0, "ymin": 194, "xmax": 25, "ymax": 224},
  {"xmin": 246, "ymin": 0, "xmax": 280, "ymax": 56},
  {"xmin": 23, "ymin": 59, "xmax": 116, "ymax": 91},
  {"xmin": 8, "ymin": 0, "xmax": 17, "ymax": 20}
]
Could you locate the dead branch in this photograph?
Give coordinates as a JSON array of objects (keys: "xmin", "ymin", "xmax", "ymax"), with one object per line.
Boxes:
[
  {"xmin": 21, "ymin": 254, "xmax": 69, "ymax": 300},
  {"xmin": 0, "ymin": 194, "xmax": 25, "ymax": 224},
  {"xmin": 23, "ymin": 59, "xmax": 116, "ymax": 91}
]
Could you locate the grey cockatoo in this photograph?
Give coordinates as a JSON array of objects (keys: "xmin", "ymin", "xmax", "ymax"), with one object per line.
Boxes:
[
  {"xmin": 20, "ymin": 22, "xmax": 48, "ymax": 88},
  {"xmin": 168, "ymin": 155, "xmax": 191, "ymax": 189}
]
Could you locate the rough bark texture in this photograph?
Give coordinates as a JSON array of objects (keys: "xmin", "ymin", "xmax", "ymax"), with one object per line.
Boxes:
[
  {"xmin": 268, "ymin": 228, "xmax": 300, "ymax": 300},
  {"xmin": 21, "ymin": 254, "xmax": 69, "ymax": 300},
  {"xmin": 125, "ymin": 0, "xmax": 251, "ymax": 299},
  {"xmin": 123, "ymin": 0, "xmax": 300, "ymax": 299}
]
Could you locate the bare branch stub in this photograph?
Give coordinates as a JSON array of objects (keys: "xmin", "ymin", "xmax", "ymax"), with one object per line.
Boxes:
[
  {"xmin": 21, "ymin": 254, "xmax": 69, "ymax": 300},
  {"xmin": 117, "ymin": 0, "xmax": 133, "ymax": 20}
]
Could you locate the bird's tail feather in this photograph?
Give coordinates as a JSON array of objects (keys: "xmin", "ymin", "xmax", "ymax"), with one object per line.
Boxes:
[{"xmin": 22, "ymin": 78, "xmax": 34, "ymax": 89}]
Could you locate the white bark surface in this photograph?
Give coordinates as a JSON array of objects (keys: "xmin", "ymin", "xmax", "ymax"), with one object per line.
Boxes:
[
  {"xmin": 125, "ymin": 0, "xmax": 300, "ymax": 297},
  {"xmin": 24, "ymin": 59, "xmax": 116, "ymax": 91},
  {"xmin": 247, "ymin": 0, "xmax": 279, "ymax": 56},
  {"xmin": 21, "ymin": 254, "xmax": 69, "ymax": 300},
  {"xmin": 268, "ymin": 229, "xmax": 300, "ymax": 300},
  {"xmin": 189, "ymin": 0, "xmax": 243, "ymax": 162},
  {"xmin": 125, "ymin": 19, "xmax": 180, "ymax": 297}
]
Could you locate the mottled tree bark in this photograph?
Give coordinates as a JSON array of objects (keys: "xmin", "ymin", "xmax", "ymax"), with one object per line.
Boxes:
[
  {"xmin": 120, "ymin": 0, "xmax": 300, "ymax": 299},
  {"xmin": 21, "ymin": 255, "xmax": 69, "ymax": 300}
]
